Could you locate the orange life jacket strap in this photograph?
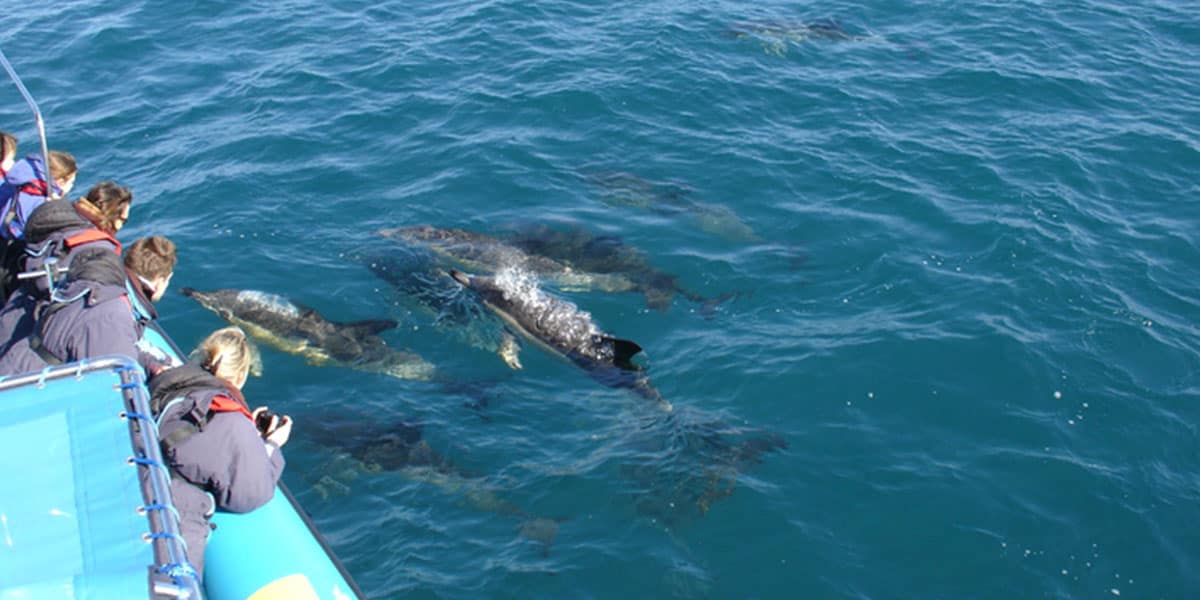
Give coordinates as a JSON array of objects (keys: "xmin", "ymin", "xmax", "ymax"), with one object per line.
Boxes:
[{"xmin": 64, "ymin": 229, "xmax": 122, "ymax": 254}]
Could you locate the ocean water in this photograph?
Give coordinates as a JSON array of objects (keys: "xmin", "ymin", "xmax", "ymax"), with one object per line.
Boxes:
[{"xmin": 3, "ymin": 0, "xmax": 1199, "ymax": 598}]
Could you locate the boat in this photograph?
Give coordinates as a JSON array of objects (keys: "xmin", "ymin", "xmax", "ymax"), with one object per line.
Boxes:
[
  {"xmin": 0, "ymin": 321, "xmax": 365, "ymax": 599},
  {"xmin": 0, "ymin": 49, "xmax": 365, "ymax": 600}
]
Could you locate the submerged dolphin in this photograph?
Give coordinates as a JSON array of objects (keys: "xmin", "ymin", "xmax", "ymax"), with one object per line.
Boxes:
[
  {"xmin": 622, "ymin": 412, "xmax": 789, "ymax": 527},
  {"xmin": 502, "ymin": 222, "xmax": 735, "ymax": 313},
  {"xmin": 723, "ymin": 18, "xmax": 873, "ymax": 55},
  {"xmin": 582, "ymin": 170, "xmax": 761, "ymax": 243},
  {"xmin": 305, "ymin": 417, "xmax": 562, "ymax": 553},
  {"xmin": 363, "ymin": 251, "xmax": 524, "ymax": 369},
  {"xmin": 449, "ymin": 268, "xmax": 671, "ymax": 410},
  {"xmin": 181, "ymin": 287, "xmax": 436, "ymax": 381},
  {"xmin": 377, "ymin": 225, "xmax": 640, "ymax": 294}
]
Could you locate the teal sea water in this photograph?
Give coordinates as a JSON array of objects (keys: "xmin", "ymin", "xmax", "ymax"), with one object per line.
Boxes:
[{"xmin": 3, "ymin": 1, "xmax": 1199, "ymax": 597}]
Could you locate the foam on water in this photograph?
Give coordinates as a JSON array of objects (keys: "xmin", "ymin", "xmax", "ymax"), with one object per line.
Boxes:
[{"xmin": 492, "ymin": 266, "xmax": 607, "ymax": 358}]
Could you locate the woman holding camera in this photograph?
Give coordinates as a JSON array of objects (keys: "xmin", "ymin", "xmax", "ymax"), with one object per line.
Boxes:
[{"xmin": 148, "ymin": 326, "xmax": 294, "ymax": 578}]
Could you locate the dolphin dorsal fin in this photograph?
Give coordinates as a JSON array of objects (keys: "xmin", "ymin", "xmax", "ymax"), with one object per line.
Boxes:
[
  {"xmin": 341, "ymin": 319, "xmax": 399, "ymax": 337},
  {"xmin": 608, "ymin": 337, "xmax": 643, "ymax": 370}
]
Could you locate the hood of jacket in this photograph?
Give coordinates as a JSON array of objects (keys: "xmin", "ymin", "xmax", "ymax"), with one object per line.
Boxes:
[
  {"xmin": 23, "ymin": 199, "xmax": 93, "ymax": 245},
  {"xmin": 148, "ymin": 363, "xmax": 244, "ymax": 418}
]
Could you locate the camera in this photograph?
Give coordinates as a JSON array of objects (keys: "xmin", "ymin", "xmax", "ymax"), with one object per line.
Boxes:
[{"xmin": 255, "ymin": 409, "xmax": 276, "ymax": 436}]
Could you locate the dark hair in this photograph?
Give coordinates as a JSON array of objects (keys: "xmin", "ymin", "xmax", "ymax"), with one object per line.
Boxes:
[
  {"xmin": 76, "ymin": 181, "xmax": 132, "ymax": 234},
  {"xmin": 125, "ymin": 236, "xmax": 177, "ymax": 279}
]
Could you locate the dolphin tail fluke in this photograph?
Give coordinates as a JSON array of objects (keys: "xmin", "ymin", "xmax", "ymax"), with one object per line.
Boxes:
[
  {"xmin": 609, "ymin": 338, "xmax": 643, "ymax": 369},
  {"xmin": 696, "ymin": 290, "xmax": 742, "ymax": 319},
  {"xmin": 518, "ymin": 516, "xmax": 566, "ymax": 557},
  {"xmin": 341, "ymin": 318, "xmax": 399, "ymax": 337}
]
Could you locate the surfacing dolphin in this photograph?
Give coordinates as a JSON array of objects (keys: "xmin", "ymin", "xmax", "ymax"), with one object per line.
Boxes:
[
  {"xmin": 450, "ymin": 268, "xmax": 672, "ymax": 411},
  {"xmin": 181, "ymin": 287, "xmax": 436, "ymax": 381},
  {"xmin": 305, "ymin": 417, "xmax": 562, "ymax": 553},
  {"xmin": 501, "ymin": 222, "xmax": 736, "ymax": 313},
  {"xmin": 378, "ymin": 225, "xmax": 640, "ymax": 294}
]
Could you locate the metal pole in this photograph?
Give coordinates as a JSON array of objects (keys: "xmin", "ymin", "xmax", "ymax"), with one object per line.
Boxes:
[{"xmin": 0, "ymin": 47, "xmax": 55, "ymax": 198}]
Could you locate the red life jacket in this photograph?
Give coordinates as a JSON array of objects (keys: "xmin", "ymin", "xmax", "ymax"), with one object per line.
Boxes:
[
  {"xmin": 18, "ymin": 179, "xmax": 48, "ymax": 197},
  {"xmin": 63, "ymin": 228, "xmax": 122, "ymax": 254},
  {"xmin": 209, "ymin": 392, "xmax": 254, "ymax": 421}
]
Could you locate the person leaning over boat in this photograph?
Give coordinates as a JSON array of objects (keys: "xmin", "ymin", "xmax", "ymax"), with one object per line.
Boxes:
[
  {"xmin": 148, "ymin": 327, "xmax": 293, "ymax": 579},
  {"xmin": 0, "ymin": 181, "xmax": 132, "ymax": 368},
  {"xmin": 19, "ymin": 180, "xmax": 130, "ymax": 287},
  {"xmin": 0, "ymin": 246, "xmax": 149, "ymax": 374},
  {"xmin": 125, "ymin": 235, "xmax": 181, "ymax": 373},
  {"xmin": 125, "ymin": 236, "xmax": 175, "ymax": 312},
  {"xmin": 0, "ymin": 150, "xmax": 76, "ymax": 237},
  {"xmin": 0, "ymin": 149, "xmax": 76, "ymax": 299}
]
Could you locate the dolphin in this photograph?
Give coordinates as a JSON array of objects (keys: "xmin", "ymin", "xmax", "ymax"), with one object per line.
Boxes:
[
  {"xmin": 305, "ymin": 417, "xmax": 562, "ymax": 553},
  {"xmin": 181, "ymin": 287, "xmax": 436, "ymax": 381},
  {"xmin": 581, "ymin": 170, "xmax": 761, "ymax": 243},
  {"xmin": 501, "ymin": 222, "xmax": 737, "ymax": 313},
  {"xmin": 725, "ymin": 19, "xmax": 863, "ymax": 42},
  {"xmin": 723, "ymin": 18, "xmax": 873, "ymax": 55},
  {"xmin": 377, "ymin": 225, "xmax": 641, "ymax": 294},
  {"xmin": 449, "ymin": 268, "xmax": 672, "ymax": 411},
  {"xmin": 363, "ymin": 251, "xmax": 524, "ymax": 370},
  {"xmin": 621, "ymin": 411, "xmax": 789, "ymax": 527}
]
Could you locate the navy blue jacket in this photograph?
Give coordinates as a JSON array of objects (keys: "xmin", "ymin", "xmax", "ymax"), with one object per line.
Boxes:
[
  {"xmin": 0, "ymin": 248, "xmax": 141, "ymax": 375},
  {"xmin": 0, "ymin": 200, "xmax": 121, "ymax": 363}
]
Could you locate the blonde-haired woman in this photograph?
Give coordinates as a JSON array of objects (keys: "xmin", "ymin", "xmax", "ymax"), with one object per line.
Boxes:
[{"xmin": 148, "ymin": 326, "xmax": 293, "ymax": 579}]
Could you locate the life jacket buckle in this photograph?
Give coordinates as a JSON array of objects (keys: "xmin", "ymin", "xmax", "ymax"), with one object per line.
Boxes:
[{"xmin": 16, "ymin": 254, "xmax": 67, "ymax": 286}]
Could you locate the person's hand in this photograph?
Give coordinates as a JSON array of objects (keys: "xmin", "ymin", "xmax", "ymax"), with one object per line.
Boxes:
[{"xmin": 266, "ymin": 415, "xmax": 292, "ymax": 447}]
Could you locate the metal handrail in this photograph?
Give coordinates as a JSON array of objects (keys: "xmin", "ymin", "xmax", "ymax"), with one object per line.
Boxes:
[
  {"xmin": 115, "ymin": 359, "xmax": 204, "ymax": 599},
  {"xmin": 0, "ymin": 47, "xmax": 55, "ymax": 197}
]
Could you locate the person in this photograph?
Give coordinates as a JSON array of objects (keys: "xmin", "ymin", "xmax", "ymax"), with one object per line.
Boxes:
[
  {"xmin": 72, "ymin": 179, "xmax": 130, "ymax": 236},
  {"xmin": 0, "ymin": 246, "xmax": 143, "ymax": 374},
  {"xmin": 0, "ymin": 157, "xmax": 87, "ymax": 301},
  {"xmin": 0, "ymin": 132, "xmax": 17, "ymax": 176},
  {"xmin": 0, "ymin": 180, "xmax": 132, "ymax": 356},
  {"xmin": 0, "ymin": 150, "xmax": 77, "ymax": 241},
  {"xmin": 148, "ymin": 327, "xmax": 291, "ymax": 578},
  {"xmin": 125, "ymin": 235, "xmax": 176, "ymax": 321},
  {"xmin": 0, "ymin": 133, "xmax": 19, "ymax": 290},
  {"xmin": 125, "ymin": 236, "xmax": 180, "ymax": 373}
]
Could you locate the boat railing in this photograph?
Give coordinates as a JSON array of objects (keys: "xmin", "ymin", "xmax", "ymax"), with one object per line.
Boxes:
[{"xmin": 0, "ymin": 47, "xmax": 54, "ymax": 197}]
